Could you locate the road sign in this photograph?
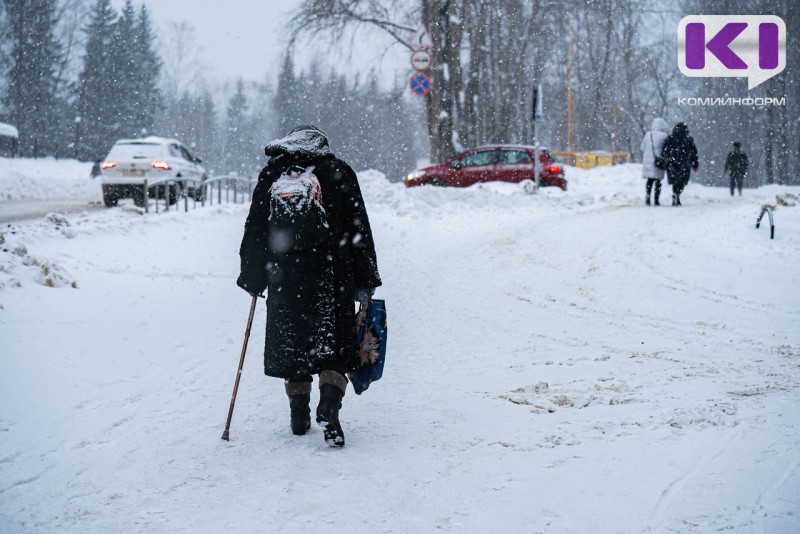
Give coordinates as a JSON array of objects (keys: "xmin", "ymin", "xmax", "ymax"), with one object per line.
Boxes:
[
  {"xmin": 408, "ymin": 24, "xmax": 433, "ymax": 50},
  {"xmin": 411, "ymin": 49, "xmax": 432, "ymax": 71},
  {"xmin": 409, "ymin": 73, "xmax": 431, "ymax": 96}
]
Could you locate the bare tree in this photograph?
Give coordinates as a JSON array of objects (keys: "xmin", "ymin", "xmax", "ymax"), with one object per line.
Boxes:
[
  {"xmin": 54, "ymin": 0, "xmax": 88, "ymax": 90},
  {"xmin": 290, "ymin": 0, "xmax": 558, "ymax": 162},
  {"xmin": 158, "ymin": 21, "xmax": 209, "ymax": 98}
]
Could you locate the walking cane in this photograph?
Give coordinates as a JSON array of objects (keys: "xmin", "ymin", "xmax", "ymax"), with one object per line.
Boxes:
[{"xmin": 221, "ymin": 295, "xmax": 258, "ymax": 441}]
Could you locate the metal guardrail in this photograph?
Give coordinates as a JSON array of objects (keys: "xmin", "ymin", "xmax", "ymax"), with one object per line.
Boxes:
[
  {"xmin": 203, "ymin": 175, "xmax": 255, "ymax": 206},
  {"xmin": 142, "ymin": 175, "xmax": 255, "ymax": 214},
  {"xmin": 755, "ymin": 207, "xmax": 775, "ymax": 239}
]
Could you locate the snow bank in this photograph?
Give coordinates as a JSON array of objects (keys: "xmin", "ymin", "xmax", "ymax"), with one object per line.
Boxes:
[
  {"xmin": 360, "ymin": 163, "xmax": 797, "ymax": 216},
  {"xmin": 0, "ymin": 157, "xmax": 100, "ymax": 200}
]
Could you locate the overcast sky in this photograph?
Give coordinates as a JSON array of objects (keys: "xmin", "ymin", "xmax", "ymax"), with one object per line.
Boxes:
[{"xmin": 111, "ymin": 0, "xmax": 409, "ymax": 88}]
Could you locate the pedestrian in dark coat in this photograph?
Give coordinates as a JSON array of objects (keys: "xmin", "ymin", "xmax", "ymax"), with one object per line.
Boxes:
[
  {"xmin": 661, "ymin": 122, "xmax": 699, "ymax": 206},
  {"xmin": 724, "ymin": 141, "xmax": 748, "ymax": 196},
  {"xmin": 90, "ymin": 160, "xmax": 102, "ymax": 179},
  {"xmin": 237, "ymin": 124, "xmax": 382, "ymax": 447}
]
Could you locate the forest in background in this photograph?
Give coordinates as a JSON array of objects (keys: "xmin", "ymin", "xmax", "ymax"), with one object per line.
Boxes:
[
  {"xmin": 0, "ymin": 0, "xmax": 797, "ymax": 185},
  {"xmin": 0, "ymin": 0, "xmax": 420, "ymax": 180}
]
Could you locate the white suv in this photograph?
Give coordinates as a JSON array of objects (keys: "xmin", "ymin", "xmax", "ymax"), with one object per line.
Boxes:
[{"xmin": 101, "ymin": 136, "xmax": 208, "ymax": 207}]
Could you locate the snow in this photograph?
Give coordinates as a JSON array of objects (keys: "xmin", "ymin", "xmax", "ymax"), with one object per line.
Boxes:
[
  {"xmin": 0, "ymin": 157, "xmax": 100, "ymax": 201},
  {"xmin": 1, "ymin": 161, "xmax": 799, "ymax": 532},
  {"xmin": 0, "ymin": 122, "xmax": 19, "ymax": 139}
]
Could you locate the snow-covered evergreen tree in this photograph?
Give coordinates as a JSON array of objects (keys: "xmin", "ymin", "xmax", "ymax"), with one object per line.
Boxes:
[
  {"xmin": 75, "ymin": 0, "xmax": 118, "ymax": 160},
  {"xmin": 112, "ymin": 0, "xmax": 138, "ymax": 138},
  {"xmin": 223, "ymin": 79, "xmax": 248, "ymax": 173},
  {"xmin": 75, "ymin": 0, "xmax": 161, "ymax": 161},
  {"xmin": 274, "ymin": 53, "xmax": 299, "ymax": 135},
  {"xmin": 2, "ymin": 0, "xmax": 64, "ymax": 157},
  {"xmin": 132, "ymin": 5, "xmax": 162, "ymax": 137}
]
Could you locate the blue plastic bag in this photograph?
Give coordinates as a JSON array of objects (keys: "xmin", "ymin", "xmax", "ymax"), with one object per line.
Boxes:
[{"xmin": 348, "ymin": 299, "xmax": 387, "ymax": 395}]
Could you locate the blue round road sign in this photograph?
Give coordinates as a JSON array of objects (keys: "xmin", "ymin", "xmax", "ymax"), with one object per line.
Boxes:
[{"xmin": 409, "ymin": 73, "xmax": 431, "ymax": 96}]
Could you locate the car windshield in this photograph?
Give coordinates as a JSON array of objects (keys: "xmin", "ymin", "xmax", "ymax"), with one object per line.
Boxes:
[
  {"xmin": 107, "ymin": 142, "xmax": 165, "ymax": 160},
  {"xmin": 543, "ymin": 150, "xmax": 559, "ymax": 163}
]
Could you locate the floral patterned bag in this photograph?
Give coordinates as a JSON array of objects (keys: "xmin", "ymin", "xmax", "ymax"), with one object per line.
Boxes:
[{"xmin": 348, "ymin": 299, "xmax": 387, "ymax": 395}]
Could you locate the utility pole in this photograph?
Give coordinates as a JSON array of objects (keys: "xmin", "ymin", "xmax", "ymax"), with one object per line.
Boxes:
[
  {"xmin": 533, "ymin": 84, "xmax": 543, "ymax": 185},
  {"xmin": 567, "ymin": 23, "xmax": 573, "ymax": 154},
  {"xmin": 612, "ymin": 99, "xmax": 618, "ymax": 153},
  {"xmin": 74, "ymin": 116, "xmax": 81, "ymax": 160}
]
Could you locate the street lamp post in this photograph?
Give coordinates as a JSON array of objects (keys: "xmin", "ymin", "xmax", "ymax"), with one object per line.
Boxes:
[{"xmin": 74, "ymin": 116, "xmax": 81, "ymax": 159}]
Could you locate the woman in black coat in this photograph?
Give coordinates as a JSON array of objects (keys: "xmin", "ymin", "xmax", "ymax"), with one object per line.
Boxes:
[
  {"xmin": 661, "ymin": 122, "xmax": 699, "ymax": 206},
  {"xmin": 237, "ymin": 125, "xmax": 381, "ymax": 447}
]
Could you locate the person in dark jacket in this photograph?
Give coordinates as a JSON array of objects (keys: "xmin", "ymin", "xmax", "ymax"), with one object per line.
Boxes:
[
  {"xmin": 237, "ymin": 125, "xmax": 382, "ymax": 447},
  {"xmin": 661, "ymin": 122, "xmax": 699, "ymax": 206},
  {"xmin": 90, "ymin": 160, "xmax": 102, "ymax": 179},
  {"xmin": 724, "ymin": 141, "xmax": 748, "ymax": 196}
]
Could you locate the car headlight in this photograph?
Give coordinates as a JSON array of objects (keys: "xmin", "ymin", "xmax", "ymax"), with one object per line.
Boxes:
[{"xmin": 405, "ymin": 170, "xmax": 426, "ymax": 182}]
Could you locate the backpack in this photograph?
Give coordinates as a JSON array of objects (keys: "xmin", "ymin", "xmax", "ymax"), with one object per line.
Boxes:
[{"xmin": 268, "ymin": 165, "xmax": 329, "ymax": 253}]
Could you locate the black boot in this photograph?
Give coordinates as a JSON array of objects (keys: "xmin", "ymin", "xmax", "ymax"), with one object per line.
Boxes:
[
  {"xmin": 285, "ymin": 381, "xmax": 311, "ymax": 435},
  {"xmin": 316, "ymin": 371, "xmax": 347, "ymax": 447}
]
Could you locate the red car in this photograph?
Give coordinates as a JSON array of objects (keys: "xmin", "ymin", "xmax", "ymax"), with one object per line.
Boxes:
[{"xmin": 403, "ymin": 145, "xmax": 567, "ymax": 190}]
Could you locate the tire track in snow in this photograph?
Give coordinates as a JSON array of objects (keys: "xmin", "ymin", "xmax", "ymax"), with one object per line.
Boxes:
[
  {"xmin": 646, "ymin": 427, "xmax": 742, "ymax": 530},
  {"xmin": 752, "ymin": 451, "xmax": 800, "ymax": 525}
]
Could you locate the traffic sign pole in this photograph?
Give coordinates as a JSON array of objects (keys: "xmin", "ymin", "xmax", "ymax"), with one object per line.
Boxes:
[{"xmin": 533, "ymin": 84, "xmax": 543, "ymax": 185}]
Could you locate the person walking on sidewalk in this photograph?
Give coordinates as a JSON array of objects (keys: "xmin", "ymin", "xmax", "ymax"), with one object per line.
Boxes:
[
  {"xmin": 237, "ymin": 124, "xmax": 382, "ymax": 447},
  {"xmin": 640, "ymin": 117, "xmax": 670, "ymax": 206},
  {"xmin": 90, "ymin": 160, "xmax": 102, "ymax": 179},
  {"xmin": 724, "ymin": 141, "xmax": 749, "ymax": 196},
  {"xmin": 662, "ymin": 122, "xmax": 699, "ymax": 206}
]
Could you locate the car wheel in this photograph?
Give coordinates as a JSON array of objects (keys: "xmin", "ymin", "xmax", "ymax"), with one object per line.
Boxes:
[
  {"xmin": 193, "ymin": 176, "xmax": 207, "ymax": 201},
  {"xmin": 133, "ymin": 185, "xmax": 146, "ymax": 207},
  {"xmin": 427, "ymin": 177, "xmax": 446, "ymax": 187},
  {"xmin": 521, "ymin": 179, "xmax": 538, "ymax": 194},
  {"xmin": 102, "ymin": 185, "xmax": 118, "ymax": 207}
]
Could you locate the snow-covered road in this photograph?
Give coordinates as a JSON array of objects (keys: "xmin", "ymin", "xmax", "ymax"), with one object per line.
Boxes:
[
  {"xmin": 0, "ymin": 199, "xmax": 104, "ymax": 224},
  {"xmin": 1, "ymin": 164, "xmax": 798, "ymax": 532}
]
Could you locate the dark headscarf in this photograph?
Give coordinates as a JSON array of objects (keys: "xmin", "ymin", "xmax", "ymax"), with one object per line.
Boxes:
[
  {"xmin": 672, "ymin": 122, "xmax": 690, "ymax": 138},
  {"xmin": 264, "ymin": 124, "xmax": 332, "ymax": 161}
]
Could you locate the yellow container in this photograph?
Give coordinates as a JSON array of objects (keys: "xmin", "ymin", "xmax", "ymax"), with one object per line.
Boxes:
[
  {"xmin": 575, "ymin": 152, "xmax": 596, "ymax": 169},
  {"xmin": 595, "ymin": 152, "xmax": 614, "ymax": 167},
  {"xmin": 552, "ymin": 150, "xmax": 631, "ymax": 168}
]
